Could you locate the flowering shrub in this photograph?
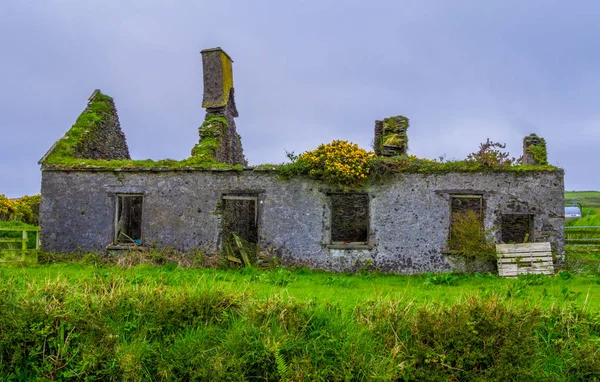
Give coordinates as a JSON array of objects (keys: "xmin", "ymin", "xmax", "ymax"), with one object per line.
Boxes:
[
  {"xmin": 0, "ymin": 194, "xmax": 40, "ymax": 224},
  {"xmin": 466, "ymin": 139, "xmax": 519, "ymax": 167},
  {"xmin": 296, "ymin": 140, "xmax": 375, "ymax": 187}
]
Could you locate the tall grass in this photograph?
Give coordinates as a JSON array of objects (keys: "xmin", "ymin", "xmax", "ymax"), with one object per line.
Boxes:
[{"xmin": 1, "ymin": 264, "xmax": 599, "ymax": 380}]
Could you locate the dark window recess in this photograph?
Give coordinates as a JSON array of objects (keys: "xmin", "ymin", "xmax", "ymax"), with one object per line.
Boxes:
[
  {"xmin": 449, "ymin": 195, "xmax": 483, "ymax": 251},
  {"xmin": 222, "ymin": 196, "xmax": 258, "ymax": 244},
  {"xmin": 115, "ymin": 195, "xmax": 143, "ymax": 244},
  {"xmin": 330, "ymin": 193, "xmax": 369, "ymax": 243},
  {"xmin": 451, "ymin": 196, "xmax": 483, "ymax": 217},
  {"xmin": 501, "ymin": 214, "xmax": 533, "ymax": 244}
]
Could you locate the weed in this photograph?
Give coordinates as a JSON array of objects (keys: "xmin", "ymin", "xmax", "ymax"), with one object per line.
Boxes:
[
  {"xmin": 448, "ymin": 209, "xmax": 496, "ymax": 262},
  {"xmin": 424, "ymin": 272, "xmax": 459, "ymax": 286}
]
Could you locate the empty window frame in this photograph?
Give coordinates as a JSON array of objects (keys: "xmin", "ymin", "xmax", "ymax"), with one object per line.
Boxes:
[
  {"xmin": 501, "ymin": 214, "xmax": 533, "ymax": 244},
  {"xmin": 448, "ymin": 195, "xmax": 483, "ymax": 251},
  {"xmin": 221, "ymin": 195, "xmax": 259, "ymax": 244},
  {"xmin": 114, "ymin": 194, "xmax": 143, "ymax": 245},
  {"xmin": 329, "ymin": 193, "xmax": 369, "ymax": 244}
]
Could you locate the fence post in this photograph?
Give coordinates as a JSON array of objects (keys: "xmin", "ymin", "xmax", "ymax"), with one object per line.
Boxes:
[{"xmin": 22, "ymin": 230, "xmax": 28, "ymax": 261}]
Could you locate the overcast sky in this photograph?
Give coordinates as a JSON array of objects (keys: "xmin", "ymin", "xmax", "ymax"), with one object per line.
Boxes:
[{"xmin": 1, "ymin": 0, "xmax": 598, "ymax": 198}]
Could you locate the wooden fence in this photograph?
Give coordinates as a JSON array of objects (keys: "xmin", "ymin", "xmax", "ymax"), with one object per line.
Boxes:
[
  {"xmin": 565, "ymin": 226, "xmax": 600, "ymax": 248},
  {"xmin": 0, "ymin": 227, "xmax": 40, "ymax": 264}
]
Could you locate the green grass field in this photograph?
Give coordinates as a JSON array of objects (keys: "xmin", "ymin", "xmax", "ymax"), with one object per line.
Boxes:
[
  {"xmin": 1, "ymin": 262, "xmax": 600, "ymax": 380},
  {"xmin": 7, "ymin": 263, "xmax": 600, "ymax": 311}
]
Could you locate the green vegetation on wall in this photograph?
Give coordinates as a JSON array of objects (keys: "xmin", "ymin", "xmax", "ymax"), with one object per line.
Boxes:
[
  {"xmin": 42, "ymin": 92, "xmax": 114, "ymax": 165},
  {"xmin": 380, "ymin": 115, "xmax": 409, "ymax": 154},
  {"xmin": 272, "ymin": 136, "xmax": 561, "ymax": 189},
  {"xmin": 276, "ymin": 150, "xmax": 560, "ymax": 190},
  {"xmin": 191, "ymin": 115, "xmax": 229, "ymax": 161},
  {"xmin": 525, "ymin": 134, "xmax": 548, "ymax": 165},
  {"xmin": 41, "ymin": 92, "xmax": 240, "ymax": 171},
  {"xmin": 41, "ymin": 99, "xmax": 560, "ymax": 182}
]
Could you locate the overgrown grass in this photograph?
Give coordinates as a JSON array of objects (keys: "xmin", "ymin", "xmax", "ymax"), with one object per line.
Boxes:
[{"xmin": 1, "ymin": 262, "xmax": 600, "ymax": 380}]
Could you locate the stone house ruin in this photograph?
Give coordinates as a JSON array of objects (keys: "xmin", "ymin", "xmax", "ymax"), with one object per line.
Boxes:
[{"xmin": 39, "ymin": 48, "xmax": 564, "ymax": 273}]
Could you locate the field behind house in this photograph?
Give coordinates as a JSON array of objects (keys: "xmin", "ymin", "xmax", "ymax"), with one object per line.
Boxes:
[
  {"xmin": 1, "ymin": 261, "xmax": 600, "ymax": 381},
  {"xmin": 565, "ymin": 190, "xmax": 600, "ymax": 217}
]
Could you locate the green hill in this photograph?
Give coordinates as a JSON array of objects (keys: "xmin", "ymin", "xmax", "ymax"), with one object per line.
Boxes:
[{"xmin": 565, "ymin": 191, "xmax": 600, "ymax": 210}]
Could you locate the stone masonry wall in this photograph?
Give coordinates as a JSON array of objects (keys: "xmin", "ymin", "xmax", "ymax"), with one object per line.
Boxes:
[
  {"xmin": 204, "ymin": 96, "xmax": 246, "ymax": 166},
  {"xmin": 40, "ymin": 169, "xmax": 564, "ymax": 274},
  {"xmin": 199, "ymin": 48, "xmax": 246, "ymax": 166},
  {"xmin": 74, "ymin": 90, "xmax": 130, "ymax": 160}
]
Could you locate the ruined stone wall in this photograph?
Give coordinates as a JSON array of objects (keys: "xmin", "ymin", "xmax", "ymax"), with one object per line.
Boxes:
[
  {"xmin": 203, "ymin": 96, "xmax": 246, "ymax": 166},
  {"xmin": 374, "ymin": 116, "xmax": 409, "ymax": 156},
  {"xmin": 522, "ymin": 134, "xmax": 548, "ymax": 165},
  {"xmin": 40, "ymin": 169, "xmax": 564, "ymax": 273},
  {"xmin": 73, "ymin": 91, "xmax": 130, "ymax": 160}
]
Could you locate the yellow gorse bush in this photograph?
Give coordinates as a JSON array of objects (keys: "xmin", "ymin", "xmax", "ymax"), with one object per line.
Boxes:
[
  {"xmin": 297, "ymin": 140, "xmax": 375, "ymax": 187},
  {"xmin": 0, "ymin": 194, "xmax": 40, "ymax": 224}
]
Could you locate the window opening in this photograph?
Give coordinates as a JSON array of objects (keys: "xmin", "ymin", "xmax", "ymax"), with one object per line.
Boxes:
[
  {"xmin": 115, "ymin": 195, "xmax": 143, "ymax": 245},
  {"xmin": 501, "ymin": 214, "xmax": 533, "ymax": 243},
  {"xmin": 221, "ymin": 195, "xmax": 258, "ymax": 244},
  {"xmin": 330, "ymin": 193, "xmax": 369, "ymax": 244},
  {"xmin": 448, "ymin": 195, "xmax": 483, "ymax": 251}
]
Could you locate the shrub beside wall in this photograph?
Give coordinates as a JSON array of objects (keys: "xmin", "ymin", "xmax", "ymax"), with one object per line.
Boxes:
[{"xmin": 0, "ymin": 194, "xmax": 40, "ymax": 224}]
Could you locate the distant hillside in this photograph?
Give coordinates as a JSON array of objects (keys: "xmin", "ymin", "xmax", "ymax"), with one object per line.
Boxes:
[{"xmin": 564, "ymin": 191, "xmax": 600, "ymax": 210}]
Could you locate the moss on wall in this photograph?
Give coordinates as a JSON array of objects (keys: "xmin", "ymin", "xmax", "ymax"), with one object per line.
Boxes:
[
  {"xmin": 201, "ymin": 49, "xmax": 234, "ymax": 109},
  {"xmin": 380, "ymin": 116, "xmax": 409, "ymax": 156},
  {"xmin": 523, "ymin": 134, "xmax": 548, "ymax": 166},
  {"xmin": 273, "ymin": 154, "xmax": 562, "ymax": 190},
  {"xmin": 41, "ymin": 92, "xmax": 240, "ymax": 171},
  {"xmin": 525, "ymin": 139, "xmax": 548, "ymax": 166},
  {"xmin": 41, "ymin": 91, "xmax": 130, "ymax": 166},
  {"xmin": 192, "ymin": 115, "xmax": 229, "ymax": 162}
]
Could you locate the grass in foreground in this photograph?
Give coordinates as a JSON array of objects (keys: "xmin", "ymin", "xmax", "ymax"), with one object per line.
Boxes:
[{"xmin": 1, "ymin": 262, "xmax": 600, "ymax": 381}]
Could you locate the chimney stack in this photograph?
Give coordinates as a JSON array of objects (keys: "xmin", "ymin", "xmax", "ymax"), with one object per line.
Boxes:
[
  {"xmin": 201, "ymin": 47, "xmax": 237, "ymax": 115},
  {"xmin": 374, "ymin": 115, "xmax": 409, "ymax": 156},
  {"xmin": 194, "ymin": 48, "xmax": 246, "ymax": 166},
  {"xmin": 522, "ymin": 134, "xmax": 548, "ymax": 165}
]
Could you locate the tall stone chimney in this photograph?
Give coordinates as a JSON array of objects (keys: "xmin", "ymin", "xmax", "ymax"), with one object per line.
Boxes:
[{"xmin": 195, "ymin": 47, "xmax": 246, "ymax": 166}]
